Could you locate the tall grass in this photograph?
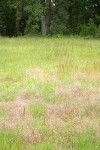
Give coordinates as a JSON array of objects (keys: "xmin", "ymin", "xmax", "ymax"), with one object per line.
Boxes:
[
  {"xmin": 0, "ymin": 37, "xmax": 100, "ymax": 101},
  {"xmin": 0, "ymin": 36, "xmax": 100, "ymax": 149}
]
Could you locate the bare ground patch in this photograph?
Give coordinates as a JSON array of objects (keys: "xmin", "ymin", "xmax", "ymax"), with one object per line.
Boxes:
[
  {"xmin": 25, "ymin": 67, "xmax": 47, "ymax": 81},
  {"xmin": 45, "ymin": 98, "xmax": 100, "ymax": 133},
  {"xmin": 74, "ymin": 72, "xmax": 100, "ymax": 80},
  {"xmin": 25, "ymin": 67, "xmax": 61, "ymax": 85},
  {"xmin": 0, "ymin": 96, "xmax": 33, "ymax": 129}
]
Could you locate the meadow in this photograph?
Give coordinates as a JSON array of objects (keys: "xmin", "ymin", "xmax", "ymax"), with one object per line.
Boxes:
[{"xmin": 0, "ymin": 36, "xmax": 100, "ymax": 150}]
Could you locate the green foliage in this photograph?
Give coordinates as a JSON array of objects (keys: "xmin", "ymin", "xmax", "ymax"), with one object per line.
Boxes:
[
  {"xmin": 80, "ymin": 19, "xmax": 98, "ymax": 37},
  {"xmin": 25, "ymin": 23, "xmax": 40, "ymax": 35},
  {"xmin": 0, "ymin": 0, "xmax": 16, "ymax": 36},
  {"xmin": 87, "ymin": 19, "xmax": 97, "ymax": 37},
  {"xmin": 80, "ymin": 25, "xmax": 89, "ymax": 36},
  {"xmin": 24, "ymin": 0, "xmax": 42, "ymax": 35},
  {"xmin": 96, "ymin": 25, "xmax": 100, "ymax": 38},
  {"xmin": 1, "ymin": 0, "xmax": 100, "ymax": 36}
]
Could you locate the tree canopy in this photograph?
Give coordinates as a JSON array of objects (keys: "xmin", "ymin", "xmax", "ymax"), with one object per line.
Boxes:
[{"xmin": 0, "ymin": 0, "xmax": 100, "ymax": 36}]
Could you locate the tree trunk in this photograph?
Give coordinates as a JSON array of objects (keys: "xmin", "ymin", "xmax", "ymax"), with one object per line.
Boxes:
[
  {"xmin": 15, "ymin": 4, "xmax": 22, "ymax": 36},
  {"xmin": 41, "ymin": 0, "xmax": 51, "ymax": 36},
  {"xmin": 41, "ymin": 15, "xmax": 47, "ymax": 36}
]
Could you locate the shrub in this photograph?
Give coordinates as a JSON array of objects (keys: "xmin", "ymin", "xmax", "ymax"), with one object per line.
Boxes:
[
  {"xmin": 96, "ymin": 25, "xmax": 100, "ymax": 38},
  {"xmin": 80, "ymin": 25, "xmax": 89, "ymax": 36},
  {"xmin": 25, "ymin": 21, "xmax": 40, "ymax": 35},
  {"xmin": 87, "ymin": 19, "xmax": 97, "ymax": 37},
  {"xmin": 80, "ymin": 19, "xmax": 98, "ymax": 37}
]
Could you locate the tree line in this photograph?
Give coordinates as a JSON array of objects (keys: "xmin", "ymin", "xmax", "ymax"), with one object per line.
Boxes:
[{"xmin": 0, "ymin": 0, "xmax": 100, "ymax": 37}]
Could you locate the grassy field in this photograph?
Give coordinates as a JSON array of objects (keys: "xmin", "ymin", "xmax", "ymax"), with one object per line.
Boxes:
[{"xmin": 0, "ymin": 36, "xmax": 100, "ymax": 150}]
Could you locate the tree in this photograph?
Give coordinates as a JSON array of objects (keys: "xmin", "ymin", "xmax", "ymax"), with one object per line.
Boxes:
[
  {"xmin": 41, "ymin": 0, "xmax": 51, "ymax": 36},
  {"xmin": 12, "ymin": 0, "xmax": 26, "ymax": 36},
  {"xmin": 0, "ymin": 0, "xmax": 16, "ymax": 36},
  {"xmin": 0, "ymin": 0, "xmax": 100, "ymax": 36}
]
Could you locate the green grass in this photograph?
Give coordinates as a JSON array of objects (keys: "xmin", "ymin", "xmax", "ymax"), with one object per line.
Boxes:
[
  {"xmin": 0, "ymin": 129, "xmax": 29, "ymax": 150},
  {"xmin": 29, "ymin": 104, "xmax": 45, "ymax": 118},
  {"xmin": 0, "ymin": 37, "xmax": 100, "ymax": 101},
  {"xmin": 0, "ymin": 106, "xmax": 8, "ymax": 118},
  {"xmin": 0, "ymin": 127, "xmax": 99, "ymax": 150},
  {"xmin": 0, "ymin": 36, "xmax": 100, "ymax": 149}
]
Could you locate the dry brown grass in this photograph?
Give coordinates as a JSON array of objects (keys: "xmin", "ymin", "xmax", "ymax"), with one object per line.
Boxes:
[
  {"xmin": 0, "ymin": 96, "xmax": 32, "ymax": 129},
  {"xmin": 0, "ymin": 76, "xmax": 99, "ymax": 135}
]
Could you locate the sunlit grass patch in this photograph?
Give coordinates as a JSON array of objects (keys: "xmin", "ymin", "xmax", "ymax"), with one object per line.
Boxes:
[
  {"xmin": 29, "ymin": 104, "xmax": 45, "ymax": 118},
  {"xmin": 0, "ymin": 37, "xmax": 100, "ymax": 149},
  {"xmin": 0, "ymin": 106, "xmax": 8, "ymax": 118},
  {"xmin": 32, "ymin": 143, "xmax": 58, "ymax": 150},
  {"xmin": 0, "ymin": 83, "xmax": 18, "ymax": 101},
  {"xmin": 0, "ymin": 127, "xmax": 99, "ymax": 150},
  {"xmin": 18, "ymin": 79, "xmax": 36, "ymax": 97},
  {"xmin": 0, "ymin": 129, "xmax": 25, "ymax": 150},
  {"xmin": 38, "ymin": 82, "xmax": 55, "ymax": 102},
  {"xmin": 0, "ymin": 37, "xmax": 100, "ymax": 101}
]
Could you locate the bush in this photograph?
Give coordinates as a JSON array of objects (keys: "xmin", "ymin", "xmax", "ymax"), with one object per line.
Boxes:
[
  {"xmin": 80, "ymin": 25, "xmax": 89, "ymax": 36},
  {"xmin": 80, "ymin": 19, "xmax": 98, "ymax": 37},
  {"xmin": 96, "ymin": 25, "xmax": 100, "ymax": 38},
  {"xmin": 88, "ymin": 19, "xmax": 97, "ymax": 37},
  {"xmin": 25, "ymin": 20, "xmax": 40, "ymax": 35}
]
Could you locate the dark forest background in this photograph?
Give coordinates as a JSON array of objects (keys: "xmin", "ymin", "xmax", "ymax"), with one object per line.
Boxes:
[{"xmin": 0, "ymin": 0, "xmax": 100, "ymax": 37}]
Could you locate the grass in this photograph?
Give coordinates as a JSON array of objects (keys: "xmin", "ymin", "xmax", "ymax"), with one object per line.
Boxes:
[
  {"xmin": 0, "ymin": 106, "xmax": 8, "ymax": 118},
  {"xmin": 0, "ymin": 36, "xmax": 100, "ymax": 149},
  {"xmin": 29, "ymin": 104, "xmax": 45, "ymax": 118}
]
